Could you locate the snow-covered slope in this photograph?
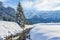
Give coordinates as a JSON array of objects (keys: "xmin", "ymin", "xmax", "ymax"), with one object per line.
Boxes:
[
  {"xmin": 29, "ymin": 23, "xmax": 60, "ymax": 40},
  {"xmin": 0, "ymin": 21, "xmax": 60, "ymax": 40},
  {"xmin": 0, "ymin": 21, "xmax": 23, "ymax": 40}
]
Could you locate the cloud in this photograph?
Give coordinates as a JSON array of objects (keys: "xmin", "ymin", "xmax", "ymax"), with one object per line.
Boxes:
[
  {"xmin": 21, "ymin": 1, "xmax": 33, "ymax": 9},
  {"xmin": 0, "ymin": 0, "xmax": 60, "ymax": 11},
  {"xmin": 0, "ymin": 0, "xmax": 7, "ymax": 2},
  {"xmin": 0, "ymin": 0, "xmax": 19, "ymax": 9},
  {"xmin": 21, "ymin": 0, "xmax": 60, "ymax": 11},
  {"xmin": 34, "ymin": 0, "xmax": 60, "ymax": 11},
  {"xmin": 21, "ymin": 0, "xmax": 43, "ymax": 9}
]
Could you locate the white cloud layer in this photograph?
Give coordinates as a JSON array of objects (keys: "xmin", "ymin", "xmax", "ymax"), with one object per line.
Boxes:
[
  {"xmin": 0, "ymin": 0, "xmax": 7, "ymax": 2},
  {"xmin": 21, "ymin": 0, "xmax": 60, "ymax": 11},
  {"xmin": 21, "ymin": 1, "xmax": 33, "ymax": 9},
  {"xmin": 0, "ymin": 0, "xmax": 60, "ymax": 11}
]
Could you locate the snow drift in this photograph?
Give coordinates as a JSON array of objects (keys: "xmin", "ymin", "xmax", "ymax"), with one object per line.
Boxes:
[
  {"xmin": 29, "ymin": 23, "xmax": 60, "ymax": 40},
  {"xmin": 0, "ymin": 21, "xmax": 60, "ymax": 40},
  {"xmin": 0, "ymin": 21, "xmax": 23, "ymax": 40}
]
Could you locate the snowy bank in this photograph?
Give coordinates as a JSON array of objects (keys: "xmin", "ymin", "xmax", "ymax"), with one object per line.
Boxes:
[
  {"xmin": 0, "ymin": 21, "xmax": 60, "ymax": 40},
  {"xmin": 0, "ymin": 21, "xmax": 23, "ymax": 40},
  {"xmin": 29, "ymin": 23, "xmax": 60, "ymax": 40}
]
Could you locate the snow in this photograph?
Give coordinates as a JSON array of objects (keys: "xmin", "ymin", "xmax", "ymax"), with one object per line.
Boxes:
[
  {"xmin": 0, "ymin": 21, "xmax": 60, "ymax": 40},
  {"xmin": 25, "ymin": 25, "xmax": 33, "ymax": 30},
  {"xmin": 0, "ymin": 21, "xmax": 23, "ymax": 40},
  {"xmin": 28, "ymin": 23, "xmax": 60, "ymax": 40}
]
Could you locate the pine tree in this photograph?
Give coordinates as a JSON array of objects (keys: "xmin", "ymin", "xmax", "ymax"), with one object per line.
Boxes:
[
  {"xmin": 16, "ymin": 1, "xmax": 29, "ymax": 28},
  {"xmin": 16, "ymin": 1, "xmax": 32, "ymax": 40},
  {"xmin": 16, "ymin": 1, "xmax": 27, "ymax": 40}
]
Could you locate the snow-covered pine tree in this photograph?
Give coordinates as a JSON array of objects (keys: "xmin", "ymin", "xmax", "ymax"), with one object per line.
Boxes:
[
  {"xmin": 16, "ymin": 1, "xmax": 29, "ymax": 40},
  {"xmin": 16, "ymin": 1, "xmax": 33, "ymax": 40},
  {"xmin": 16, "ymin": 1, "xmax": 29, "ymax": 28}
]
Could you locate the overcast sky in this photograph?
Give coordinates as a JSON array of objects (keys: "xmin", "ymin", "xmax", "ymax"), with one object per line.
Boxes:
[{"xmin": 0, "ymin": 0, "xmax": 60, "ymax": 11}]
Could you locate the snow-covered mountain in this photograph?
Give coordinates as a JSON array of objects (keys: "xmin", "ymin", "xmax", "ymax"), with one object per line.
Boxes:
[
  {"xmin": 26, "ymin": 10, "xmax": 60, "ymax": 24},
  {"xmin": 25, "ymin": 10, "xmax": 60, "ymax": 19},
  {"xmin": 1, "ymin": 1, "xmax": 60, "ymax": 24},
  {"xmin": 0, "ymin": 1, "xmax": 16, "ymax": 21}
]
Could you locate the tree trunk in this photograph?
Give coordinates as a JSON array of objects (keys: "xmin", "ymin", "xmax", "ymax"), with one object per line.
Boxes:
[
  {"xmin": 17, "ymin": 29, "xmax": 26, "ymax": 40},
  {"xmin": 21, "ymin": 29, "xmax": 26, "ymax": 40}
]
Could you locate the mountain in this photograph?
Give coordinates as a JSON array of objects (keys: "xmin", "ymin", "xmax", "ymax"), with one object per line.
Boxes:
[
  {"xmin": 1, "ymin": 1, "xmax": 60, "ymax": 24},
  {"xmin": 26, "ymin": 10, "xmax": 60, "ymax": 24},
  {"xmin": 0, "ymin": 1, "xmax": 16, "ymax": 21}
]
